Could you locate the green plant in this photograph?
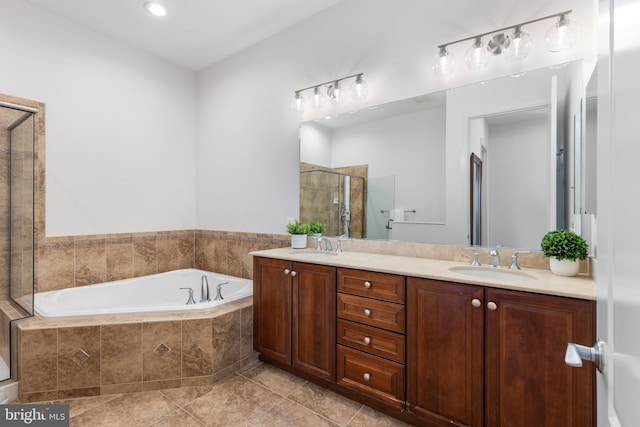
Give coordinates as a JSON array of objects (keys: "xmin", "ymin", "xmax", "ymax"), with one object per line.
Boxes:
[
  {"xmin": 540, "ymin": 230, "xmax": 588, "ymax": 261},
  {"xmin": 307, "ymin": 221, "xmax": 327, "ymax": 234},
  {"xmin": 286, "ymin": 220, "xmax": 310, "ymax": 235}
]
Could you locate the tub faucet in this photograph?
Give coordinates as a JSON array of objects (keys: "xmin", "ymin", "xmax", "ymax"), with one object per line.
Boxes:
[
  {"xmin": 489, "ymin": 248, "xmax": 502, "ymax": 268},
  {"xmin": 180, "ymin": 287, "xmax": 196, "ymax": 305},
  {"xmin": 214, "ymin": 282, "xmax": 230, "ymax": 301},
  {"xmin": 200, "ymin": 275, "xmax": 211, "ymax": 303}
]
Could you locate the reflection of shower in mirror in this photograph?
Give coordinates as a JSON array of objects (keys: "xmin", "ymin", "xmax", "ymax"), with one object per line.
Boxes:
[{"xmin": 342, "ymin": 176, "xmax": 351, "ymax": 237}]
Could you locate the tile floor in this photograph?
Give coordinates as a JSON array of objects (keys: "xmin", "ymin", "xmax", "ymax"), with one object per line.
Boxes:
[{"xmin": 37, "ymin": 361, "xmax": 411, "ymax": 426}]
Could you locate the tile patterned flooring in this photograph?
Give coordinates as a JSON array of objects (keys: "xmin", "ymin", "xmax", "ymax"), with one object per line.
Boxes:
[{"xmin": 40, "ymin": 361, "xmax": 411, "ymax": 426}]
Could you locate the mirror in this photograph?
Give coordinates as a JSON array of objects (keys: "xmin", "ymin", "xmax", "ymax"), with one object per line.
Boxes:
[{"xmin": 299, "ymin": 60, "xmax": 591, "ymax": 250}]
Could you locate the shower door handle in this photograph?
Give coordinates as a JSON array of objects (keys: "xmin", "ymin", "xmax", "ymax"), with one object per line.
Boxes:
[{"xmin": 386, "ymin": 218, "xmax": 394, "ymax": 230}]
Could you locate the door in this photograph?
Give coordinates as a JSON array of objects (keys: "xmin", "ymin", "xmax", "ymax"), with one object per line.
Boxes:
[
  {"xmin": 291, "ymin": 262, "xmax": 336, "ymax": 381},
  {"xmin": 595, "ymin": 0, "xmax": 640, "ymax": 424},
  {"xmin": 253, "ymin": 257, "xmax": 292, "ymax": 364}
]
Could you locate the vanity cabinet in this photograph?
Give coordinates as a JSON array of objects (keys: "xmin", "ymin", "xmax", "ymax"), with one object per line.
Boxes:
[
  {"xmin": 336, "ymin": 268, "xmax": 406, "ymax": 408},
  {"xmin": 407, "ymin": 277, "xmax": 595, "ymax": 427},
  {"xmin": 253, "ymin": 257, "xmax": 336, "ymax": 381}
]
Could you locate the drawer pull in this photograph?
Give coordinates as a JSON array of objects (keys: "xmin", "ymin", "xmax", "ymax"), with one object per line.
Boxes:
[
  {"xmin": 363, "ymin": 309, "xmax": 372, "ymax": 317},
  {"xmin": 471, "ymin": 298, "xmax": 481, "ymax": 308},
  {"xmin": 363, "ymin": 372, "xmax": 371, "ymax": 381},
  {"xmin": 363, "ymin": 336, "xmax": 371, "ymax": 345},
  {"xmin": 364, "ymin": 281, "xmax": 372, "ymax": 289}
]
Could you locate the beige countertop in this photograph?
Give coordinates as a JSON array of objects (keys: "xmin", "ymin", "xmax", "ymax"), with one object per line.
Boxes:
[{"xmin": 251, "ymin": 247, "xmax": 596, "ymax": 301}]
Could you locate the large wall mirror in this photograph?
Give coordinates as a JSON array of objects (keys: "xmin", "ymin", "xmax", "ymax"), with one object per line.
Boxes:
[{"xmin": 300, "ymin": 60, "xmax": 596, "ymax": 250}]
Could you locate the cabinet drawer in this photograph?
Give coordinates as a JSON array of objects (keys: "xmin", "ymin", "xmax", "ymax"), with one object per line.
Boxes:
[
  {"xmin": 337, "ymin": 345, "xmax": 405, "ymax": 407},
  {"xmin": 337, "ymin": 319, "xmax": 405, "ymax": 363},
  {"xmin": 338, "ymin": 268, "xmax": 405, "ymax": 303},
  {"xmin": 338, "ymin": 293, "xmax": 405, "ymax": 333}
]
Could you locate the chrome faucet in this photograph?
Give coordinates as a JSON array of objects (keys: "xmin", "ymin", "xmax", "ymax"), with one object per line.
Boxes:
[
  {"xmin": 315, "ymin": 236, "xmax": 333, "ymax": 252},
  {"xmin": 200, "ymin": 275, "xmax": 211, "ymax": 302},
  {"xmin": 214, "ymin": 281, "xmax": 229, "ymax": 301},
  {"xmin": 180, "ymin": 287, "xmax": 196, "ymax": 305},
  {"xmin": 489, "ymin": 248, "xmax": 502, "ymax": 268},
  {"xmin": 464, "ymin": 248, "xmax": 481, "ymax": 266},
  {"xmin": 509, "ymin": 251, "xmax": 531, "ymax": 270}
]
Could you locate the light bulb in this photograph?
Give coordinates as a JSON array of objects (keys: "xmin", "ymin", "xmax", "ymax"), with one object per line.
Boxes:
[
  {"xmin": 291, "ymin": 92, "xmax": 305, "ymax": 113},
  {"xmin": 504, "ymin": 26, "xmax": 532, "ymax": 61},
  {"xmin": 144, "ymin": 2, "xmax": 166, "ymax": 17},
  {"xmin": 546, "ymin": 14, "xmax": 578, "ymax": 52},
  {"xmin": 328, "ymin": 81, "xmax": 346, "ymax": 105},
  {"xmin": 465, "ymin": 37, "xmax": 491, "ymax": 70},
  {"xmin": 309, "ymin": 87, "xmax": 326, "ymax": 109},
  {"xmin": 350, "ymin": 75, "xmax": 369, "ymax": 101},
  {"xmin": 432, "ymin": 47, "xmax": 455, "ymax": 77}
]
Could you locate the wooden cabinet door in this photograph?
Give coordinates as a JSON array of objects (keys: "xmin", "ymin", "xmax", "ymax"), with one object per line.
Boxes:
[
  {"xmin": 292, "ymin": 262, "xmax": 337, "ymax": 381},
  {"xmin": 406, "ymin": 278, "xmax": 484, "ymax": 427},
  {"xmin": 485, "ymin": 288, "xmax": 595, "ymax": 427},
  {"xmin": 253, "ymin": 257, "xmax": 292, "ymax": 365}
]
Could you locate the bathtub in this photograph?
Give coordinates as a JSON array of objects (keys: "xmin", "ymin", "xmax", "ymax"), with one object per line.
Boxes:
[{"xmin": 32, "ymin": 268, "xmax": 253, "ymax": 319}]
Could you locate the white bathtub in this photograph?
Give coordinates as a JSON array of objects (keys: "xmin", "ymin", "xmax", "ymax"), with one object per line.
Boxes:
[{"xmin": 32, "ymin": 269, "xmax": 253, "ymax": 319}]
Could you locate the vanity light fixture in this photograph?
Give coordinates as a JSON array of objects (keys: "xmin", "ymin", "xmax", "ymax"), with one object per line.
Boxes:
[
  {"xmin": 291, "ymin": 73, "xmax": 368, "ymax": 113},
  {"xmin": 144, "ymin": 1, "xmax": 167, "ymax": 17},
  {"xmin": 433, "ymin": 10, "xmax": 577, "ymax": 75}
]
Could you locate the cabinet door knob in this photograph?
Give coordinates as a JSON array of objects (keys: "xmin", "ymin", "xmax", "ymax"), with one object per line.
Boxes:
[
  {"xmin": 284, "ymin": 269, "xmax": 290, "ymax": 275},
  {"xmin": 363, "ymin": 373, "xmax": 371, "ymax": 381},
  {"xmin": 290, "ymin": 271, "xmax": 297, "ymax": 277},
  {"xmin": 471, "ymin": 298, "xmax": 482, "ymax": 308},
  {"xmin": 364, "ymin": 281, "xmax": 372, "ymax": 289},
  {"xmin": 363, "ymin": 309, "xmax": 372, "ymax": 317},
  {"xmin": 487, "ymin": 301, "xmax": 497, "ymax": 310},
  {"xmin": 363, "ymin": 336, "xmax": 371, "ymax": 345}
]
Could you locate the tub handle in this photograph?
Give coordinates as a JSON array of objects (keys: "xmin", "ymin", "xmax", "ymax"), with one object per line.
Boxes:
[
  {"xmin": 180, "ymin": 287, "xmax": 197, "ymax": 305},
  {"xmin": 214, "ymin": 281, "xmax": 230, "ymax": 301}
]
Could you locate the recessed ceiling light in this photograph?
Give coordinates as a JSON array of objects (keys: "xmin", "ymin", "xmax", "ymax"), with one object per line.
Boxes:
[{"xmin": 144, "ymin": 2, "xmax": 166, "ymax": 17}]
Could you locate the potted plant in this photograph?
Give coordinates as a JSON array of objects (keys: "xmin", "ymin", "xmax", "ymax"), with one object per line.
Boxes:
[
  {"xmin": 287, "ymin": 221, "xmax": 310, "ymax": 249},
  {"xmin": 307, "ymin": 221, "xmax": 327, "ymax": 237},
  {"xmin": 540, "ymin": 229, "xmax": 588, "ymax": 276}
]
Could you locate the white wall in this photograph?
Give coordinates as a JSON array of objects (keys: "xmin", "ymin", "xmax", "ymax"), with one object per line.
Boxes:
[
  {"xmin": 300, "ymin": 122, "xmax": 332, "ymax": 167},
  {"xmin": 195, "ymin": 0, "xmax": 594, "ymax": 234},
  {"xmin": 0, "ymin": 0, "xmax": 196, "ymax": 236}
]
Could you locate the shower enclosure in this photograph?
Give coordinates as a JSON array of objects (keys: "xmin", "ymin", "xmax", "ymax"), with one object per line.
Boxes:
[
  {"xmin": 0, "ymin": 101, "xmax": 36, "ymax": 388},
  {"xmin": 300, "ymin": 169, "xmax": 365, "ymax": 238}
]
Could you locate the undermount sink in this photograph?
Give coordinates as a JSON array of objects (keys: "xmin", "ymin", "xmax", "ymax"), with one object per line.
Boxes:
[
  {"xmin": 449, "ymin": 266, "xmax": 533, "ymax": 281},
  {"xmin": 290, "ymin": 250, "xmax": 339, "ymax": 258}
]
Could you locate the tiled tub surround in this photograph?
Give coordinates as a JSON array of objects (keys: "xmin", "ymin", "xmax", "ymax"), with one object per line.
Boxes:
[
  {"xmin": 16, "ymin": 297, "xmax": 255, "ymax": 403},
  {"xmin": 35, "ymin": 230, "xmax": 290, "ymax": 293}
]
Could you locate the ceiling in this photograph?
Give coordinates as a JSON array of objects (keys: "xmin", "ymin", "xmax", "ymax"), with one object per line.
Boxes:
[{"xmin": 26, "ymin": 0, "xmax": 345, "ymax": 71}]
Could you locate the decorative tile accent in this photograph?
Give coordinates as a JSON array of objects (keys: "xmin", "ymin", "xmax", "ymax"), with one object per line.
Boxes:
[
  {"xmin": 70, "ymin": 348, "xmax": 90, "ymax": 366},
  {"xmin": 154, "ymin": 343, "xmax": 172, "ymax": 357}
]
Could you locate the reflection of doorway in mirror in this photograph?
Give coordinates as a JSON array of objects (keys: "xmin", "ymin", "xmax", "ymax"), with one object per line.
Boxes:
[{"xmin": 470, "ymin": 107, "xmax": 551, "ymax": 249}]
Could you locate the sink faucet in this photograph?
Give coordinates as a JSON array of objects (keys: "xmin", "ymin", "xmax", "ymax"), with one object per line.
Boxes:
[
  {"xmin": 315, "ymin": 236, "xmax": 333, "ymax": 252},
  {"xmin": 489, "ymin": 248, "xmax": 502, "ymax": 268}
]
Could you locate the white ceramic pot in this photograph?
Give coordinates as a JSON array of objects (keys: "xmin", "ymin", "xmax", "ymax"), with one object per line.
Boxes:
[
  {"xmin": 290, "ymin": 234, "xmax": 307, "ymax": 249},
  {"xmin": 549, "ymin": 256, "xmax": 580, "ymax": 277}
]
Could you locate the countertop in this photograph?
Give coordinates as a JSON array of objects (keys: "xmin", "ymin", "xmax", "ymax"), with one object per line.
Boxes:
[{"xmin": 251, "ymin": 248, "xmax": 596, "ymax": 301}]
